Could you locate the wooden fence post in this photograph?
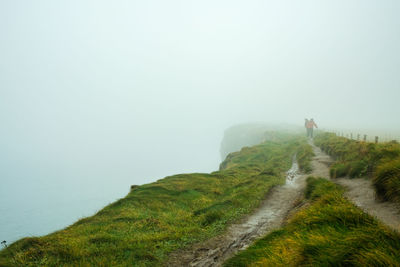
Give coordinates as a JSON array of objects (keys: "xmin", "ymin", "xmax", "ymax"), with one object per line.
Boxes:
[
  {"xmin": 363, "ymin": 134, "xmax": 367, "ymax": 142},
  {"xmin": 375, "ymin": 136, "xmax": 378, "ymax": 144}
]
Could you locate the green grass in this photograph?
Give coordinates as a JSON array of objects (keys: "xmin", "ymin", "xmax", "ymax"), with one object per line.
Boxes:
[
  {"xmin": 0, "ymin": 135, "xmax": 312, "ymax": 267},
  {"xmin": 297, "ymin": 142, "xmax": 314, "ymax": 173},
  {"xmin": 224, "ymin": 177, "xmax": 400, "ymax": 267},
  {"xmin": 314, "ymin": 133, "xmax": 400, "ymax": 203},
  {"xmin": 374, "ymin": 159, "xmax": 400, "ymax": 202}
]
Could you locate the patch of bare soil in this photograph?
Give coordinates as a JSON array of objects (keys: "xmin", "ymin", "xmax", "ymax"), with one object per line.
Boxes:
[
  {"xmin": 308, "ymin": 139, "xmax": 333, "ymax": 178},
  {"xmin": 335, "ymin": 178, "xmax": 400, "ymax": 231},
  {"xmin": 309, "ymin": 140, "xmax": 400, "ymax": 232}
]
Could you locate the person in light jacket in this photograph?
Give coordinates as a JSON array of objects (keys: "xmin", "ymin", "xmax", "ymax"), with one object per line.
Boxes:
[{"xmin": 306, "ymin": 118, "xmax": 318, "ymax": 138}]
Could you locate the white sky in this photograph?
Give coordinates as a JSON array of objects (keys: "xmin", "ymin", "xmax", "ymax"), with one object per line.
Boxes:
[{"xmin": 1, "ymin": 0, "xmax": 400, "ymax": 186}]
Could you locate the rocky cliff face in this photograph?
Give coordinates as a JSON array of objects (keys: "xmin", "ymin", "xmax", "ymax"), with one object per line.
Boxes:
[{"xmin": 220, "ymin": 123, "xmax": 302, "ymax": 160}]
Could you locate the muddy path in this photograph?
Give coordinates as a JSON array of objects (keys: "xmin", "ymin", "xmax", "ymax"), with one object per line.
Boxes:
[
  {"xmin": 308, "ymin": 140, "xmax": 333, "ymax": 178},
  {"xmin": 168, "ymin": 153, "xmax": 325, "ymax": 267},
  {"xmin": 309, "ymin": 141, "xmax": 400, "ymax": 232},
  {"xmin": 335, "ymin": 178, "xmax": 400, "ymax": 231},
  {"xmin": 167, "ymin": 142, "xmax": 400, "ymax": 266}
]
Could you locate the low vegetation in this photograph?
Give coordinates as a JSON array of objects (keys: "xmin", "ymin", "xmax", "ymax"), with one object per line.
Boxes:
[
  {"xmin": 374, "ymin": 159, "xmax": 400, "ymax": 203},
  {"xmin": 224, "ymin": 177, "xmax": 400, "ymax": 266},
  {"xmin": 297, "ymin": 141, "xmax": 314, "ymax": 173},
  {"xmin": 314, "ymin": 132, "xmax": 400, "ymax": 203},
  {"xmin": 0, "ymin": 135, "xmax": 312, "ymax": 266}
]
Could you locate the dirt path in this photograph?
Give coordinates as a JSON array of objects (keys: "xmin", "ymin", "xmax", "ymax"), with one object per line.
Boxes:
[
  {"xmin": 308, "ymin": 140, "xmax": 333, "ymax": 178},
  {"xmin": 168, "ymin": 159, "xmax": 305, "ymax": 267},
  {"xmin": 168, "ymin": 151, "xmax": 330, "ymax": 267},
  {"xmin": 168, "ymin": 142, "xmax": 400, "ymax": 266},
  {"xmin": 335, "ymin": 178, "xmax": 400, "ymax": 231},
  {"xmin": 309, "ymin": 141, "xmax": 400, "ymax": 232}
]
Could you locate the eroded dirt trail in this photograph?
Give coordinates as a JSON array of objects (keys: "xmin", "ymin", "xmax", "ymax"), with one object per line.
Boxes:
[
  {"xmin": 168, "ymin": 142, "xmax": 400, "ymax": 267},
  {"xmin": 310, "ymin": 141, "xmax": 400, "ymax": 232},
  {"xmin": 169, "ymin": 154, "xmax": 325, "ymax": 267},
  {"xmin": 308, "ymin": 140, "xmax": 333, "ymax": 178},
  {"xmin": 335, "ymin": 178, "xmax": 400, "ymax": 231}
]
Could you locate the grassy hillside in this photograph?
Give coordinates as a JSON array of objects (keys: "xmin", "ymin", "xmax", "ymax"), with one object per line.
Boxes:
[
  {"xmin": 0, "ymin": 135, "xmax": 312, "ymax": 266},
  {"xmin": 224, "ymin": 177, "xmax": 400, "ymax": 266},
  {"xmin": 314, "ymin": 132, "xmax": 400, "ymax": 203}
]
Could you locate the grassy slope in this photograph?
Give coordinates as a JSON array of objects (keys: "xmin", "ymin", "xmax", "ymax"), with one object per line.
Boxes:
[
  {"xmin": 314, "ymin": 132, "xmax": 400, "ymax": 203},
  {"xmin": 224, "ymin": 177, "xmax": 400, "ymax": 267},
  {"xmin": 297, "ymin": 141, "xmax": 314, "ymax": 174},
  {"xmin": 0, "ymin": 135, "xmax": 311, "ymax": 267}
]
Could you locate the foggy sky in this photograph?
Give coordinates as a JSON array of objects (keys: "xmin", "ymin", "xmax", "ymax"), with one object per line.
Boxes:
[{"xmin": 1, "ymin": 0, "xmax": 400, "ymax": 188}]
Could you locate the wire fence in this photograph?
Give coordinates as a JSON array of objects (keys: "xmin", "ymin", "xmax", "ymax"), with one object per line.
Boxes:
[{"xmin": 322, "ymin": 129, "xmax": 400, "ymax": 144}]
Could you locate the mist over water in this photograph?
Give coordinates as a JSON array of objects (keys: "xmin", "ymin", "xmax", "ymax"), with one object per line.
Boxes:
[{"xmin": 1, "ymin": 1, "xmax": 400, "ymax": 243}]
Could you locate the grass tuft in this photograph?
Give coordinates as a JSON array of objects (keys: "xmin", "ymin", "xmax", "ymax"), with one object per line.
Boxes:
[{"xmin": 373, "ymin": 159, "xmax": 400, "ymax": 202}]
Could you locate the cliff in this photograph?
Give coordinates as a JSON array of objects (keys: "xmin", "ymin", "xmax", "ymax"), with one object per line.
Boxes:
[
  {"xmin": 220, "ymin": 123, "xmax": 302, "ymax": 160},
  {"xmin": 0, "ymin": 133, "xmax": 307, "ymax": 266}
]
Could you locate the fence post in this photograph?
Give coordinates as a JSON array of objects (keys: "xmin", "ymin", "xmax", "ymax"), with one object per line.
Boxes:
[
  {"xmin": 363, "ymin": 134, "xmax": 367, "ymax": 142},
  {"xmin": 375, "ymin": 136, "xmax": 378, "ymax": 144}
]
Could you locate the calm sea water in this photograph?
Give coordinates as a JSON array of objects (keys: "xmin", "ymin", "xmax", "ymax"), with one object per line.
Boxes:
[
  {"xmin": 0, "ymin": 177, "xmax": 135, "ymax": 244},
  {"xmin": 0, "ymin": 151, "xmax": 219, "ymax": 245}
]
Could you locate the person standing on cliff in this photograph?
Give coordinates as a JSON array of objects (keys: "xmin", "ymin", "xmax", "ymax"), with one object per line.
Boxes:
[
  {"xmin": 306, "ymin": 118, "xmax": 318, "ymax": 138},
  {"xmin": 304, "ymin": 118, "xmax": 309, "ymax": 137}
]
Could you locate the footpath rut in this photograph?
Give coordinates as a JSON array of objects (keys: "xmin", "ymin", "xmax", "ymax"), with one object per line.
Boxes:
[
  {"xmin": 168, "ymin": 141, "xmax": 400, "ymax": 266},
  {"xmin": 335, "ymin": 178, "xmax": 400, "ymax": 231},
  {"xmin": 168, "ymin": 149, "xmax": 330, "ymax": 267},
  {"xmin": 168, "ymin": 158, "xmax": 306, "ymax": 267},
  {"xmin": 310, "ymin": 141, "xmax": 400, "ymax": 232}
]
